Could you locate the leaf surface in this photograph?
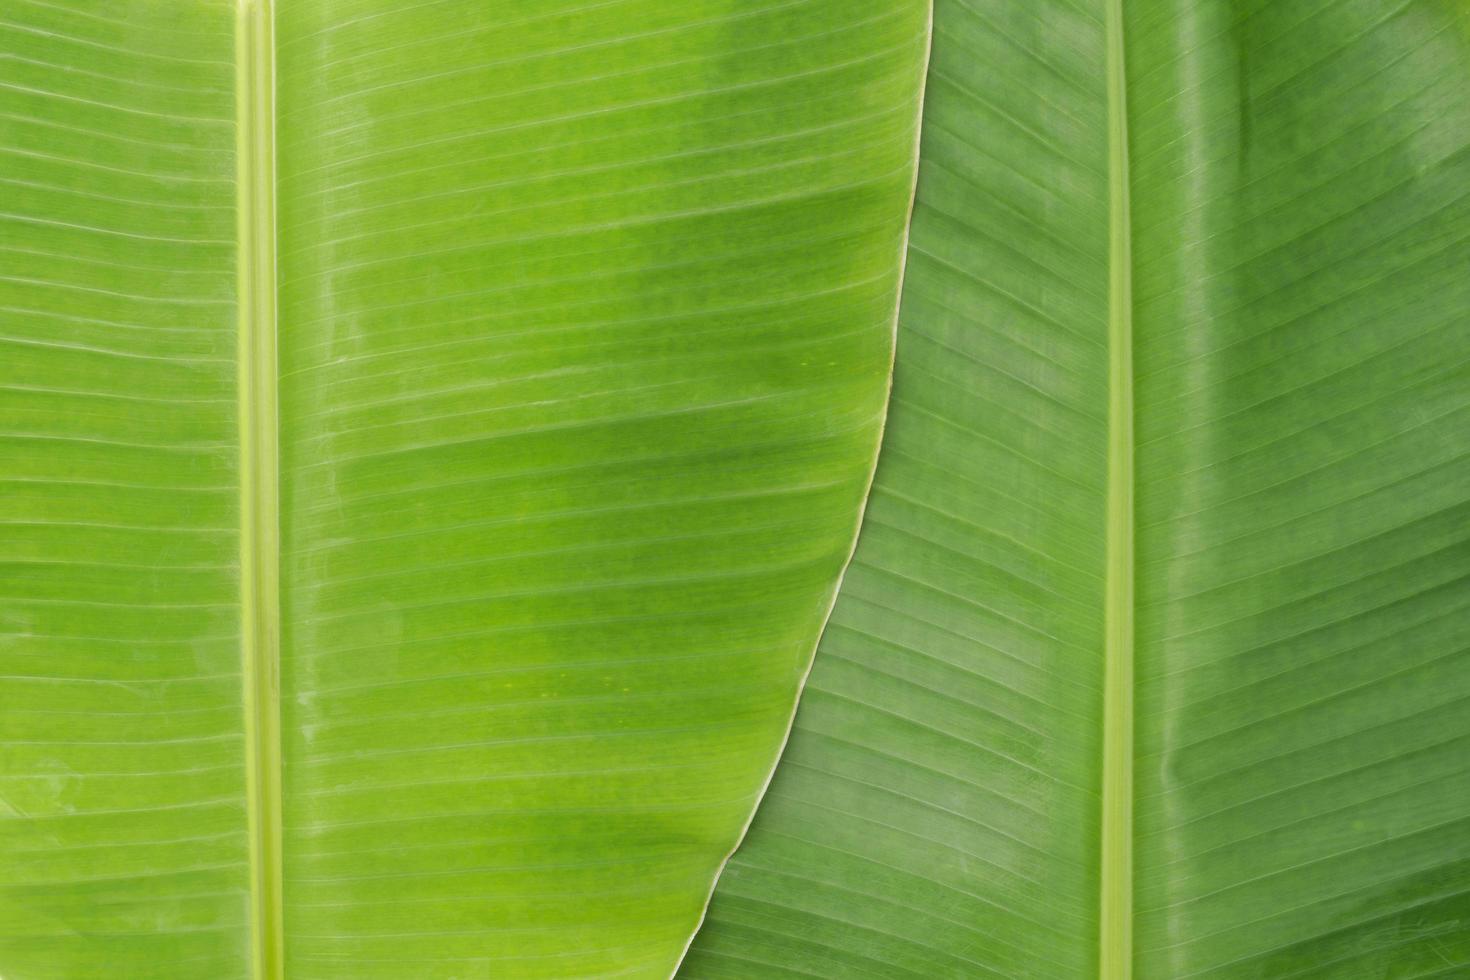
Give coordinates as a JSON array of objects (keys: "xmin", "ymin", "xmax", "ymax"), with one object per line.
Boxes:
[
  {"xmin": 683, "ymin": 1, "xmax": 1470, "ymax": 977},
  {"xmin": 0, "ymin": 1, "xmax": 928, "ymax": 977},
  {"xmin": 0, "ymin": 2, "xmax": 247, "ymax": 976}
]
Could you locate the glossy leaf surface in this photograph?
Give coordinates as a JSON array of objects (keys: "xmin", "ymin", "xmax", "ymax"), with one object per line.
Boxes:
[
  {"xmin": 271, "ymin": 1, "xmax": 925, "ymax": 976},
  {"xmin": 685, "ymin": 1, "xmax": 1470, "ymax": 977},
  {"xmin": 0, "ymin": 1, "xmax": 927, "ymax": 976},
  {"xmin": 0, "ymin": 2, "xmax": 248, "ymax": 977},
  {"xmin": 4, "ymin": 0, "xmax": 1470, "ymax": 977}
]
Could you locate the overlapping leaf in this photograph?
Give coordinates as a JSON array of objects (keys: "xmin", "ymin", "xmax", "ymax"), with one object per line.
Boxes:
[
  {"xmin": 686, "ymin": 1, "xmax": 1470, "ymax": 977},
  {"xmin": 3, "ymin": 1, "xmax": 1469, "ymax": 978}
]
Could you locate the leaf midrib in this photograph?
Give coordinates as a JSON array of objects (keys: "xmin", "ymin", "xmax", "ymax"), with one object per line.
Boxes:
[
  {"xmin": 1100, "ymin": 0, "xmax": 1135, "ymax": 977},
  {"xmin": 236, "ymin": 1, "xmax": 283, "ymax": 978}
]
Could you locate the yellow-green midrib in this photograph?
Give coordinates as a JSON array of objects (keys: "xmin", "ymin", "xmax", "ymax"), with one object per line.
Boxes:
[
  {"xmin": 235, "ymin": 0, "xmax": 283, "ymax": 978},
  {"xmin": 1099, "ymin": 0, "xmax": 1134, "ymax": 975}
]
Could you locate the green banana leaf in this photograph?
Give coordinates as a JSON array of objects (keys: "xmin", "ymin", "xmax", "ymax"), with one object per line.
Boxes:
[
  {"xmin": 3, "ymin": 1, "xmax": 1469, "ymax": 979},
  {"xmin": 687, "ymin": 0, "xmax": 1470, "ymax": 978},
  {"xmin": 0, "ymin": 0, "xmax": 926, "ymax": 976}
]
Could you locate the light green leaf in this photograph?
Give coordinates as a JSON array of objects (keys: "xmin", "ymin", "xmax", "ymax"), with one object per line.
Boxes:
[
  {"xmin": 0, "ymin": 1, "xmax": 927, "ymax": 977},
  {"xmin": 684, "ymin": 0, "xmax": 1470, "ymax": 978}
]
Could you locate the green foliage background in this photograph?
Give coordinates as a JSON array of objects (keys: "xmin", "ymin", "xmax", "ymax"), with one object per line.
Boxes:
[{"xmin": 1, "ymin": 1, "xmax": 1468, "ymax": 977}]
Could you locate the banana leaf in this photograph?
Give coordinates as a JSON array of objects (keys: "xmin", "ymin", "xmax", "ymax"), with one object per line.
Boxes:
[
  {"xmin": 0, "ymin": 0, "xmax": 926, "ymax": 976},
  {"xmin": 3, "ymin": 0, "xmax": 1469, "ymax": 978},
  {"xmin": 687, "ymin": 1, "xmax": 1470, "ymax": 977}
]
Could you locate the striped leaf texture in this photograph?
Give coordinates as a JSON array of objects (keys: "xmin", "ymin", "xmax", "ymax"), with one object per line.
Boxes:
[
  {"xmin": 3, "ymin": 1, "xmax": 1470, "ymax": 979},
  {"xmin": 686, "ymin": 0, "xmax": 1470, "ymax": 978},
  {"xmin": 0, "ymin": 1, "xmax": 926, "ymax": 976}
]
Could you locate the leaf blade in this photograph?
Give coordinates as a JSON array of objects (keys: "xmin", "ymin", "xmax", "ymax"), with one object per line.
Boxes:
[
  {"xmin": 1129, "ymin": 1, "xmax": 1470, "ymax": 974},
  {"xmin": 0, "ymin": 2, "xmax": 250, "ymax": 978},
  {"xmin": 685, "ymin": 1, "xmax": 1470, "ymax": 977},
  {"xmin": 271, "ymin": 1, "xmax": 929, "ymax": 975}
]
